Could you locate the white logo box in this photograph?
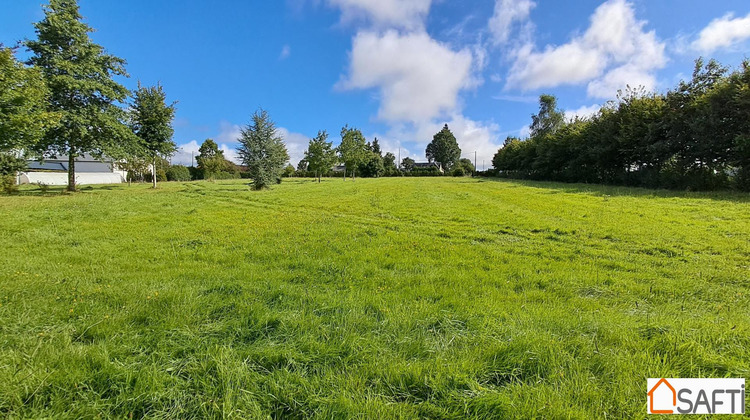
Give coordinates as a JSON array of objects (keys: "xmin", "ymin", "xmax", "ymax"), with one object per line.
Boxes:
[{"xmin": 648, "ymin": 378, "xmax": 745, "ymax": 415}]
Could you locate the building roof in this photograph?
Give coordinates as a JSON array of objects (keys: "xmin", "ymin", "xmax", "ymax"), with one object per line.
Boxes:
[{"xmin": 27, "ymin": 154, "xmax": 115, "ymax": 173}]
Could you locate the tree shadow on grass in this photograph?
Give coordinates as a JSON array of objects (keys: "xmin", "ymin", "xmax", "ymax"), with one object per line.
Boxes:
[
  {"xmin": 12, "ymin": 183, "xmax": 127, "ymax": 196},
  {"xmin": 475, "ymin": 177, "xmax": 750, "ymax": 203}
]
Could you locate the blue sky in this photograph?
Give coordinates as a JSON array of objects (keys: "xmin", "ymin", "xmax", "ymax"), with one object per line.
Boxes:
[{"xmin": 2, "ymin": 0, "xmax": 749, "ymax": 167}]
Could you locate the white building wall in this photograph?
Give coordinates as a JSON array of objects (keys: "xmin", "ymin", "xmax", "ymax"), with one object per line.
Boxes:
[{"xmin": 18, "ymin": 172, "xmax": 125, "ymax": 186}]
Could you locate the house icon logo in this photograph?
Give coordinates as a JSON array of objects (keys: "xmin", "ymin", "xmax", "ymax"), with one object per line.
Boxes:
[{"xmin": 648, "ymin": 378, "xmax": 677, "ymax": 414}]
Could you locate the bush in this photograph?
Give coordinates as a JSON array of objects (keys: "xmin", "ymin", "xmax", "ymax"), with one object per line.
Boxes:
[
  {"xmin": 206, "ymin": 171, "xmax": 240, "ymax": 180},
  {"xmin": 0, "ymin": 154, "xmax": 26, "ymax": 194},
  {"xmin": 0, "ymin": 175, "xmax": 17, "ymax": 194},
  {"xmin": 451, "ymin": 167, "xmax": 466, "ymax": 177},
  {"xmin": 166, "ymin": 165, "xmax": 191, "ymax": 182}
]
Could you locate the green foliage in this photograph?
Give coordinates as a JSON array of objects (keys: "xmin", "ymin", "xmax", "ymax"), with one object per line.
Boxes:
[
  {"xmin": 196, "ymin": 139, "xmax": 236, "ymax": 179},
  {"xmin": 0, "ymin": 47, "xmax": 58, "ymax": 152},
  {"xmin": 121, "ymin": 154, "xmax": 151, "ymax": 183},
  {"xmin": 166, "ymin": 165, "xmax": 191, "ymax": 182},
  {"xmin": 304, "ymin": 131, "xmax": 337, "ymax": 182},
  {"xmin": 358, "ymin": 152, "xmax": 385, "ymax": 178},
  {"xmin": 26, "ymin": 0, "xmax": 137, "ymax": 191},
  {"xmin": 529, "ymin": 94, "xmax": 565, "ymax": 138},
  {"xmin": 1, "ymin": 178, "xmax": 747, "ymax": 417},
  {"xmin": 401, "ymin": 157, "xmax": 416, "ymax": 172},
  {"xmin": 457, "ymin": 158, "xmax": 475, "ymax": 174},
  {"xmin": 130, "ymin": 82, "xmax": 176, "ymax": 187},
  {"xmin": 382, "ymin": 152, "xmax": 398, "ymax": 176},
  {"xmin": 0, "ymin": 154, "xmax": 26, "ymax": 194},
  {"xmin": 426, "ymin": 124, "xmax": 461, "ymax": 171},
  {"xmin": 237, "ymin": 109, "xmax": 289, "ymax": 190},
  {"xmin": 0, "ymin": 153, "xmax": 27, "ymax": 176},
  {"xmin": 282, "ymin": 164, "xmax": 295, "ymax": 178},
  {"xmin": 493, "ymin": 59, "xmax": 750, "ymax": 191},
  {"xmin": 337, "ymin": 126, "xmax": 368, "ymax": 180},
  {"xmin": 450, "ymin": 166, "xmax": 465, "ymax": 177}
]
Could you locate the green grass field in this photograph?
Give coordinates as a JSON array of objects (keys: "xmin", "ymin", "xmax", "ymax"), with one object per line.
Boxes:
[{"xmin": 1, "ymin": 178, "xmax": 748, "ymax": 418}]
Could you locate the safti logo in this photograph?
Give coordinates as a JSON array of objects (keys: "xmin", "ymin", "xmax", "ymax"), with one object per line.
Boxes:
[{"xmin": 648, "ymin": 378, "xmax": 745, "ymax": 415}]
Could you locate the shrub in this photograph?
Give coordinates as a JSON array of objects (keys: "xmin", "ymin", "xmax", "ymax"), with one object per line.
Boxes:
[
  {"xmin": 166, "ymin": 165, "xmax": 191, "ymax": 182},
  {"xmin": 0, "ymin": 175, "xmax": 17, "ymax": 194},
  {"xmin": 0, "ymin": 154, "xmax": 26, "ymax": 194},
  {"xmin": 451, "ymin": 167, "xmax": 466, "ymax": 177}
]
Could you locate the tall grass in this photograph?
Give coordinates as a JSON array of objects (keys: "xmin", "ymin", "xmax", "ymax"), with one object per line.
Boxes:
[{"xmin": 0, "ymin": 178, "xmax": 748, "ymax": 418}]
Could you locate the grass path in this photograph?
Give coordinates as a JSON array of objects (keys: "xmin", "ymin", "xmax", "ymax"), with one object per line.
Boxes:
[{"xmin": 1, "ymin": 178, "xmax": 748, "ymax": 418}]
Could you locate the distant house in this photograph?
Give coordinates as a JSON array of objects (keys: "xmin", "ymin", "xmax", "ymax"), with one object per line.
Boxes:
[
  {"xmin": 17, "ymin": 154, "xmax": 127, "ymax": 186},
  {"xmin": 333, "ymin": 165, "xmax": 346, "ymax": 173}
]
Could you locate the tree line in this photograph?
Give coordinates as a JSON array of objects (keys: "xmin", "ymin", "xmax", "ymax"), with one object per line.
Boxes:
[
  {"xmin": 0, "ymin": 0, "xmax": 293, "ymax": 192},
  {"xmin": 492, "ymin": 59, "xmax": 750, "ymax": 191}
]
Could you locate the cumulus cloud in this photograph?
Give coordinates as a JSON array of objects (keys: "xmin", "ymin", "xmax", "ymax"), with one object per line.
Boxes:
[
  {"xmin": 278, "ymin": 127, "xmax": 310, "ymax": 167},
  {"xmin": 564, "ymin": 104, "xmax": 601, "ymax": 121},
  {"xmin": 172, "ymin": 122, "xmax": 306, "ymax": 166},
  {"xmin": 327, "ymin": 0, "xmax": 431, "ymax": 30},
  {"xmin": 339, "ymin": 30, "xmax": 474, "ymax": 123},
  {"xmin": 488, "ymin": 0, "xmax": 535, "ymax": 45},
  {"xmin": 692, "ymin": 12, "xmax": 750, "ymax": 53},
  {"xmin": 375, "ymin": 115, "xmax": 502, "ymax": 167},
  {"xmin": 506, "ymin": 0, "xmax": 666, "ymax": 99},
  {"xmin": 172, "ymin": 140, "xmax": 201, "ymax": 166}
]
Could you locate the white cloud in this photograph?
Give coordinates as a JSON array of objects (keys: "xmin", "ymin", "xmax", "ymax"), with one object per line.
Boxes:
[
  {"xmin": 508, "ymin": 41, "xmax": 606, "ymax": 89},
  {"xmin": 172, "ymin": 140, "xmax": 201, "ymax": 166},
  {"xmin": 279, "ymin": 44, "xmax": 291, "ymax": 60},
  {"xmin": 327, "ymin": 0, "xmax": 431, "ymax": 30},
  {"xmin": 375, "ymin": 115, "xmax": 502, "ymax": 167},
  {"xmin": 278, "ymin": 127, "xmax": 309, "ymax": 167},
  {"xmin": 586, "ymin": 64, "xmax": 657, "ymax": 98},
  {"xmin": 219, "ymin": 144, "xmax": 240, "ymax": 164},
  {"xmin": 339, "ymin": 30, "xmax": 475, "ymax": 123},
  {"xmin": 565, "ymin": 104, "xmax": 601, "ymax": 121},
  {"xmin": 506, "ymin": 0, "xmax": 666, "ymax": 99},
  {"xmin": 172, "ymin": 122, "xmax": 305, "ymax": 166},
  {"xmin": 692, "ymin": 12, "xmax": 750, "ymax": 53},
  {"xmin": 215, "ymin": 121, "xmax": 242, "ymax": 145},
  {"xmin": 488, "ymin": 0, "xmax": 535, "ymax": 45}
]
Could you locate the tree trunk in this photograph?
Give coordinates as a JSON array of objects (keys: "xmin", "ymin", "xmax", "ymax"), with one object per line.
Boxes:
[
  {"xmin": 67, "ymin": 153, "xmax": 76, "ymax": 192},
  {"xmin": 318, "ymin": 172, "xmax": 321, "ymax": 183},
  {"xmin": 152, "ymin": 156, "xmax": 157, "ymax": 189}
]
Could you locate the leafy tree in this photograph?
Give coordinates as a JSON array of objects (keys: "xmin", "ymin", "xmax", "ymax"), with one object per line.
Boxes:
[
  {"xmin": 0, "ymin": 47, "xmax": 58, "ymax": 153},
  {"xmin": 425, "ymin": 124, "xmax": 461, "ymax": 171},
  {"xmin": 297, "ymin": 159, "xmax": 308, "ymax": 171},
  {"xmin": 166, "ymin": 164, "xmax": 191, "ymax": 182},
  {"xmin": 120, "ymin": 154, "xmax": 150, "ymax": 184},
  {"xmin": 282, "ymin": 164, "xmax": 295, "ymax": 178},
  {"xmin": 337, "ymin": 126, "xmax": 367, "ymax": 181},
  {"xmin": 130, "ymin": 82, "xmax": 177, "ymax": 188},
  {"xmin": 383, "ymin": 152, "xmax": 397, "ymax": 175},
  {"xmin": 196, "ymin": 139, "xmax": 233, "ymax": 178},
  {"xmin": 304, "ymin": 130, "xmax": 337, "ymax": 183},
  {"xmin": 237, "ymin": 109, "xmax": 289, "ymax": 190},
  {"xmin": 530, "ymin": 94, "xmax": 565, "ymax": 139},
  {"xmin": 401, "ymin": 157, "xmax": 416, "ymax": 171},
  {"xmin": 370, "ymin": 137, "xmax": 382, "ymax": 156},
  {"xmin": 26, "ymin": 0, "xmax": 136, "ymax": 191},
  {"xmin": 457, "ymin": 158, "xmax": 475, "ymax": 174},
  {"xmin": 359, "ymin": 151, "xmax": 385, "ymax": 177}
]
